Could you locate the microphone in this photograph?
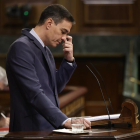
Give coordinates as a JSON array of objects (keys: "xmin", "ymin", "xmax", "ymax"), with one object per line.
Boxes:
[
  {"xmin": 90, "ymin": 63, "xmax": 114, "ymax": 114},
  {"xmin": 86, "ymin": 65, "xmax": 112, "ymax": 128}
]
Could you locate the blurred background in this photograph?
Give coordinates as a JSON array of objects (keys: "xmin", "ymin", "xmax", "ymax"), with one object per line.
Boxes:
[{"xmin": 0, "ymin": 0, "xmax": 140, "ymax": 120}]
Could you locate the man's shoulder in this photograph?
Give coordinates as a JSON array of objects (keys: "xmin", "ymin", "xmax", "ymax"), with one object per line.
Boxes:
[
  {"xmin": 7, "ymin": 35, "xmax": 36, "ymax": 62},
  {"xmin": 8, "ymin": 35, "xmax": 35, "ymax": 56},
  {"xmin": 9, "ymin": 35, "xmax": 35, "ymax": 54},
  {"xmin": 12, "ymin": 35, "xmax": 31, "ymax": 46}
]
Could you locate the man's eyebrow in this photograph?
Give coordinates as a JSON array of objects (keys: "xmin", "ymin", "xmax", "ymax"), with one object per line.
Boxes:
[{"xmin": 61, "ymin": 28, "xmax": 69, "ymax": 33}]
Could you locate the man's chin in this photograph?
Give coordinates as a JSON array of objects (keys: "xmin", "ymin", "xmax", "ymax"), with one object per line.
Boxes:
[
  {"xmin": 53, "ymin": 45, "xmax": 57, "ymax": 47},
  {"xmin": 49, "ymin": 42, "xmax": 59, "ymax": 47},
  {"xmin": 53, "ymin": 43, "xmax": 58, "ymax": 47},
  {"xmin": 49, "ymin": 44, "xmax": 57, "ymax": 48}
]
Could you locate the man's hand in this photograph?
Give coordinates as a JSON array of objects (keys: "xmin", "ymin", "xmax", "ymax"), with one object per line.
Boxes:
[
  {"xmin": 63, "ymin": 118, "xmax": 71, "ymax": 129},
  {"xmin": 62, "ymin": 36, "xmax": 74, "ymax": 62},
  {"xmin": 83, "ymin": 118, "xmax": 91, "ymax": 129},
  {"xmin": 63, "ymin": 118, "xmax": 91, "ymax": 129},
  {"xmin": 4, "ymin": 117, "xmax": 10, "ymax": 127},
  {"xmin": 0, "ymin": 117, "xmax": 10, "ymax": 127}
]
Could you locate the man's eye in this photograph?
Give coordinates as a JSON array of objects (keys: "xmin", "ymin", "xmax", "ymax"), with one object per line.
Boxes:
[{"xmin": 61, "ymin": 31, "xmax": 65, "ymax": 34}]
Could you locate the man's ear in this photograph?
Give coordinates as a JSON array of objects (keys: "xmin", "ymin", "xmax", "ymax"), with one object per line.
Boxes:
[{"xmin": 45, "ymin": 18, "xmax": 53, "ymax": 30}]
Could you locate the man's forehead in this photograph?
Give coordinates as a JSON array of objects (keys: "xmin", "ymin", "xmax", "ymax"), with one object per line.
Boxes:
[{"xmin": 58, "ymin": 19, "xmax": 72, "ymax": 31}]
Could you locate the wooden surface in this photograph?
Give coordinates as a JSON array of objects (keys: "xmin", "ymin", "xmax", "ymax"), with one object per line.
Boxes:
[
  {"xmin": 2, "ymin": 123, "xmax": 140, "ymax": 140},
  {"xmin": 0, "ymin": 86, "xmax": 87, "ymax": 117},
  {"xmin": 90, "ymin": 99, "xmax": 139, "ymax": 127},
  {"xmin": 84, "ymin": 4, "xmax": 133, "ymax": 24},
  {"xmin": 59, "ymin": 86, "xmax": 87, "ymax": 117},
  {"xmin": 1, "ymin": 0, "xmax": 140, "ymax": 35}
]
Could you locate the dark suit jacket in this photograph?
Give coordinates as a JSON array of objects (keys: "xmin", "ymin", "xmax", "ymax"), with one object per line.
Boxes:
[{"xmin": 6, "ymin": 28, "xmax": 77, "ymax": 132}]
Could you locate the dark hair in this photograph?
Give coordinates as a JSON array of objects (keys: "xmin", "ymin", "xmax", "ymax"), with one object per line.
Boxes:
[{"xmin": 37, "ymin": 4, "xmax": 75, "ymax": 25}]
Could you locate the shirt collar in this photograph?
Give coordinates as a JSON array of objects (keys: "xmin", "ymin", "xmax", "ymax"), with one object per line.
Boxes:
[{"xmin": 30, "ymin": 28, "xmax": 45, "ymax": 48}]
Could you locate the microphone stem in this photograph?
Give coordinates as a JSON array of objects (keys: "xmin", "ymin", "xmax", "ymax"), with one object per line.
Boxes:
[
  {"xmin": 86, "ymin": 65, "xmax": 112, "ymax": 128},
  {"xmin": 90, "ymin": 63, "xmax": 114, "ymax": 114}
]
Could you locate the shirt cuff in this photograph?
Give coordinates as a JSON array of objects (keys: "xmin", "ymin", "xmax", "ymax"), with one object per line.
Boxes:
[
  {"xmin": 65, "ymin": 57, "xmax": 75, "ymax": 63},
  {"xmin": 65, "ymin": 57, "xmax": 75, "ymax": 67},
  {"xmin": 62, "ymin": 118, "xmax": 71, "ymax": 126},
  {"xmin": 67, "ymin": 62, "xmax": 73, "ymax": 66}
]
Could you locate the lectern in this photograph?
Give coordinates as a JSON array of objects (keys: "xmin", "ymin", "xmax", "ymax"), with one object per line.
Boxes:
[
  {"xmin": 91, "ymin": 99, "xmax": 139, "ymax": 127},
  {"xmin": 2, "ymin": 99, "xmax": 140, "ymax": 140}
]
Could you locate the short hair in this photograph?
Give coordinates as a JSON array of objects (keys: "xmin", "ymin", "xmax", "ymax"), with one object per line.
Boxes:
[{"xmin": 37, "ymin": 4, "xmax": 75, "ymax": 25}]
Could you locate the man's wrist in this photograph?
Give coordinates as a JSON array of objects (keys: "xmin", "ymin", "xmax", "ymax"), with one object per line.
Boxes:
[
  {"xmin": 62, "ymin": 118, "xmax": 69, "ymax": 126},
  {"xmin": 65, "ymin": 57, "xmax": 75, "ymax": 63},
  {"xmin": 63, "ymin": 118, "xmax": 71, "ymax": 128}
]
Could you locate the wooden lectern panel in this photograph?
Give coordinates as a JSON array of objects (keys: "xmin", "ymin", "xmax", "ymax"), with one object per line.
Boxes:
[
  {"xmin": 2, "ymin": 123, "xmax": 140, "ymax": 140},
  {"xmin": 3, "ymin": 99, "xmax": 140, "ymax": 140},
  {"xmin": 91, "ymin": 99, "xmax": 139, "ymax": 128}
]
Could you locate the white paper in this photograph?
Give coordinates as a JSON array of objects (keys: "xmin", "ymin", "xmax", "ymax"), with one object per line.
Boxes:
[
  {"xmin": 85, "ymin": 114, "xmax": 120, "ymax": 122},
  {"xmin": 89, "ymin": 129, "xmax": 117, "ymax": 133},
  {"xmin": 53, "ymin": 129, "xmax": 90, "ymax": 134},
  {"xmin": 0, "ymin": 131, "xmax": 9, "ymax": 137}
]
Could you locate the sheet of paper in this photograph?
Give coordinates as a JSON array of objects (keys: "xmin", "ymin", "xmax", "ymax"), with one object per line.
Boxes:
[
  {"xmin": 89, "ymin": 129, "xmax": 117, "ymax": 133},
  {"xmin": 53, "ymin": 129, "xmax": 90, "ymax": 134},
  {"xmin": 0, "ymin": 131, "xmax": 9, "ymax": 137},
  {"xmin": 85, "ymin": 114, "xmax": 120, "ymax": 122}
]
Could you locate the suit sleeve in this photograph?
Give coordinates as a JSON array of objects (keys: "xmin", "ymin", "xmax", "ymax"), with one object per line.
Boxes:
[
  {"xmin": 56, "ymin": 59, "xmax": 77, "ymax": 93},
  {"xmin": 7, "ymin": 42, "xmax": 68, "ymax": 128}
]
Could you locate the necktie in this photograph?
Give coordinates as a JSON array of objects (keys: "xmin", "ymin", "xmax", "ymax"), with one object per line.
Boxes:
[
  {"xmin": 44, "ymin": 46, "xmax": 56, "ymax": 88},
  {"xmin": 44, "ymin": 46, "xmax": 54, "ymax": 63},
  {"xmin": 44, "ymin": 46, "xmax": 59, "ymax": 107}
]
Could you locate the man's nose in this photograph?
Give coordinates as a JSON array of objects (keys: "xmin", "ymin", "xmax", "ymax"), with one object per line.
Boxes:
[
  {"xmin": 63, "ymin": 34, "xmax": 67, "ymax": 38},
  {"xmin": 61, "ymin": 35, "xmax": 67, "ymax": 41}
]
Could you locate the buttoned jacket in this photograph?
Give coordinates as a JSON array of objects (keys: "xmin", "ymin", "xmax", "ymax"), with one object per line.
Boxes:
[{"xmin": 6, "ymin": 28, "xmax": 77, "ymax": 132}]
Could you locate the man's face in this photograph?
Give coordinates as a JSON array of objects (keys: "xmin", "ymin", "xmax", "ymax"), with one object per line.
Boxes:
[{"xmin": 47, "ymin": 19, "xmax": 72, "ymax": 47}]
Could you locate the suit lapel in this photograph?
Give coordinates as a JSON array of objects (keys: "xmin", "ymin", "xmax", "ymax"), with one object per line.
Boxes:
[
  {"xmin": 22, "ymin": 29, "xmax": 53, "ymax": 78},
  {"xmin": 21, "ymin": 28, "xmax": 59, "ymax": 107},
  {"xmin": 33, "ymin": 40, "xmax": 59, "ymax": 107}
]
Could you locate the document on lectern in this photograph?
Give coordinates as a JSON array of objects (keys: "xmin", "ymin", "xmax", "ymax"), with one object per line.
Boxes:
[{"xmin": 85, "ymin": 114, "xmax": 120, "ymax": 122}]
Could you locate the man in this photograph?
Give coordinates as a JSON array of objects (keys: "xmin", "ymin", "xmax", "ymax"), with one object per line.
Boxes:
[{"xmin": 6, "ymin": 4, "xmax": 91, "ymax": 132}]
